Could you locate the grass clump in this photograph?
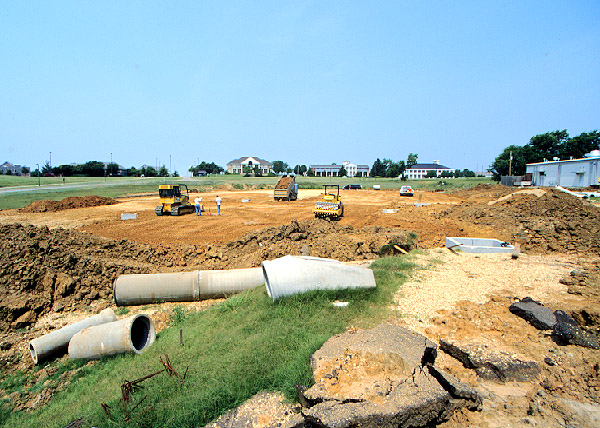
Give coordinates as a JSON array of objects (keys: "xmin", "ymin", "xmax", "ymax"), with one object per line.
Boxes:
[{"xmin": 4, "ymin": 256, "xmax": 416, "ymax": 428}]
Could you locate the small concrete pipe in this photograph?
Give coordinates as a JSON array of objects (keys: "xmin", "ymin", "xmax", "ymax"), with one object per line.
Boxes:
[
  {"xmin": 261, "ymin": 255, "xmax": 376, "ymax": 301},
  {"xmin": 29, "ymin": 308, "xmax": 117, "ymax": 364},
  {"xmin": 113, "ymin": 268, "xmax": 265, "ymax": 306},
  {"xmin": 68, "ymin": 314, "xmax": 156, "ymax": 359}
]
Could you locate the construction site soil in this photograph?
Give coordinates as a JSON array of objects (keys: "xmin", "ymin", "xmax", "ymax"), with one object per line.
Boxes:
[{"xmin": 1, "ymin": 185, "xmax": 599, "ymax": 425}]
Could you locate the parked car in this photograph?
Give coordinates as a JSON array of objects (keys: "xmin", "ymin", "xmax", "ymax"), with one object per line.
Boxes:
[
  {"xmin": 400, "ymin": 185, "xmax": 414, "ymax": 197},
  {"xmin": 343, "ymin": 184, "xmax": 362, "ymax": 190}
]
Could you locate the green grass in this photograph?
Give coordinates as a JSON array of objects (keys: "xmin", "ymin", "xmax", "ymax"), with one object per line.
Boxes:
[
  {"xmin": 0, "ymin": 176, "xmax": 493, "ymax": 210},
  {"xmin": 1, "ymin": 256, "xmax": 416, "ymax": 428}
]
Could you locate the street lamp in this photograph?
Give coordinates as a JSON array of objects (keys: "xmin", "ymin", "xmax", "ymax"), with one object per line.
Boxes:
[
  {"xmin": 49, "ymin": 152, "xmax": 52, "ymax": 168},
  {"xmin": 36, "ymin": 164, "xmax": 40, "ymax": 186}
]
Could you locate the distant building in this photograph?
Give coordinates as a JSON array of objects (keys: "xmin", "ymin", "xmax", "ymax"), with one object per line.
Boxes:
[
  {"xmin": 310, "ymin": 161, "xmax": 369, "ymax": 177},
  {"xmin": 227, "ymin": 157, "xmax": 273, "ymax": 175},
  {"xmin": 0, "ymin": 162, "xmax": 23, "ymax": 175},
  {"xmin": 405, "ymin": 160, "xmax": 454, "ymax": 179},
  {"xmin": 526, "ymin": 151, "xmax": 600, "ymax": 188}
]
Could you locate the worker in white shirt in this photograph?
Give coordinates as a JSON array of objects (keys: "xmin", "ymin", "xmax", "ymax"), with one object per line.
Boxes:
[
  {"xmin": 194, "ymin": 196, "xmax": 203, "ymax": 216},
  {"xmin": 216, "ymin": 195, "xmax": 222, "ymax": 215}
]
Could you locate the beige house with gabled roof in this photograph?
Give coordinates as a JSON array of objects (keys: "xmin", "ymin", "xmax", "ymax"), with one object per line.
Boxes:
[{"xmin": 226, "ymin": 157, "xmax": 273, "ymax": 175}]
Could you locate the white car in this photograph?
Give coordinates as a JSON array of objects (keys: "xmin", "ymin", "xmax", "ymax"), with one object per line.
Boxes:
[{"xmin": 400, "ymin": 186, "xmax": 414, "ymax": 197}]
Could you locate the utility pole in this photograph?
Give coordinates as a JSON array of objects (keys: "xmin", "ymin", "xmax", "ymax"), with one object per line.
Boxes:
[
  {"xmin": 49, "ymin": 152, "xmax": 52, "ymax": 168},
  {"xmin": 36, "ymin": 164, "xmax": 40, "ymax": 186},
  {"xmin": 509, "ymin": 151, "xmax": 513, "ymax": 177},
  {"xmin": 169, "ymin": 155, "xmax": 172, "ymax": 176},
  {"xmin": 110, "ymin": 152, "xmax": 112, "ymax": 177}
]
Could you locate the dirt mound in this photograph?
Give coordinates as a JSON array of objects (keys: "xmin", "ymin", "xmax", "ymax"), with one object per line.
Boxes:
[
  {"xmin": 0, "ymin": 224, "xmax": 197, "ymax": 334},
  {"xmin": 437, "ymin": 189, "xmax": 600, "ymax": 254},
  {"xmin": 18, "ymin": 196, "xmax": 117, "ymax": 213},
  {"xmin": 199, "ymin": 219, "xmax": 418, "ymax": 269}
]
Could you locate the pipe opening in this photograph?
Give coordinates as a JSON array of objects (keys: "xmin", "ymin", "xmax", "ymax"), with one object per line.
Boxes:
[
  {"xmin": 29, "ymin": 344, "xmax": 37, "ymax": 364},
  {"xmin": 261, "ymin": 264, "xmax": 273, "ymax": 298},
  {"xmin": 130, "ymin": 316, "xmax": 152, "ymax": 351}
]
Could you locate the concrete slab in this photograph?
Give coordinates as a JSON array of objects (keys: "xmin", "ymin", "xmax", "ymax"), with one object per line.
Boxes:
[{"xmin": 445, "ymin": 237, "xmax": 514, "ymax": 253}]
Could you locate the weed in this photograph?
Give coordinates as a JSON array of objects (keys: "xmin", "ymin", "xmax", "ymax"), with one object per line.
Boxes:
[
  {"xmin": 170, "ymin": 306, "xmax": 189, "ymax": 325},
  {"xmin": 115, "ymin": 307, "xmax": 130, "ymax": 316}
]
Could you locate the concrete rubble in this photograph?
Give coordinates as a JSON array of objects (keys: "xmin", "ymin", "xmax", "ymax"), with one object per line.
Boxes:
[
  {"xmin": 509, "ymin": 297, "xmax": 557, "ymax": 330},
  {"xmin": 439, "ymin": 340, "xmax": 540, "ymax": 382}
]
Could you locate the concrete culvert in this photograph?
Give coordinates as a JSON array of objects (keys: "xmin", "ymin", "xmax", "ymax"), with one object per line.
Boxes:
[
  {"xmin": 113, "ymin": 268, "xmax": 264, "ymax": 306},
  {"xmin": 29, "ymin": 308, "xmax": 117, "ymax": 364},
  {"xmin": 68, "ymin": 314, "xmax": 156, "ymax": 359},
  {"xmin": 261, "ymin": 255, "xmax": 376, "ymax": 301}
]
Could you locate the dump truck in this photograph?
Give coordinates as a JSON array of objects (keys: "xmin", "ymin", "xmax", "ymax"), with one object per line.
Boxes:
[
  {"xmin": 155, "ymin": 184, "xmax": 195, "ymax": 216},
  {"xmin": 274, "ymin": 175, "xmax": 298, "ymax": 201},
  {"xmin": 313, "ymin": 185, "xmax": 344, "ymax": 220}
]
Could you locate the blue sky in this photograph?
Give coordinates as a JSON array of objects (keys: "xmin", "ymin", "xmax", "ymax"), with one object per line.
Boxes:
[{"xmin": 1, "ymin": 1, "xmax": 598, "ymax": 175}]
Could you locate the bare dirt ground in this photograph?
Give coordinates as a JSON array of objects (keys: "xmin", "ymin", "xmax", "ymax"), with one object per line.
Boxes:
[{"xmin": 1, "ymin": 185, "xmax": 600, "ymax": 425}]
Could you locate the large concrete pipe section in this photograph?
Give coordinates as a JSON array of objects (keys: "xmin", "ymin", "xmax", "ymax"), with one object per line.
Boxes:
[
  {"xmin": 113, "ymin": 268, "xmax": 265, "ymax": 306},
  {"xmin": 261, "ymin": 256, "xmax": 376, "ymax": 301},
  {"xmin": 68, "ymin": 314, "xmax": 155, "ymax": 359},
  {"xmin": 29, "ymin": 308, "xmax": 117, "ymax": 364}
]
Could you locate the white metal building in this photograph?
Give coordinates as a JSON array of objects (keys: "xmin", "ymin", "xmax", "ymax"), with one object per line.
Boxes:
[{"xmin": 526, "ymin": 152, "xmax": 600, "ymax": 188}]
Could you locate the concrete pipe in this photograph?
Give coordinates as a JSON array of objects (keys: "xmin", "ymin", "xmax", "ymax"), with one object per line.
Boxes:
[
  {"xmin": 68, "ymin": 314, "xmax": 155, "ymax": 359},
  {"xmin": 113, "ymin": 268, "xmax": 265, "ymax": 306},
  {"xmin": 29, "ymin": 308, "xmax": 117, "ymax": 364},
  {"xmin": 261, "ymin": 256, "xmax": 376, "ymax": 301}
]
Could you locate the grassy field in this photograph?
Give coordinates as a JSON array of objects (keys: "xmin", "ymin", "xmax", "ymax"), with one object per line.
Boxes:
[
  {"xmin": 1, "ymin": 256, "xmax": 418, "ymax": 428},
  {"xmin": 0, "ymin": 175, "xmax": 493, "ymax": 210}
]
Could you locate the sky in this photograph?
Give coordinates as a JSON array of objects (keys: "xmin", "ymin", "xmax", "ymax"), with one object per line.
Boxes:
[{"xmin": 1, "ymin": 1, "xmax": 599, "ymax": 175}]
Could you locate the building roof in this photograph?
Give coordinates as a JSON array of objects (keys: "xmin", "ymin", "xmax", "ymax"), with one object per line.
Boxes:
[
  {"xmin": 310, "ymin": 164, "xmax": 370, "ymax": 169},
  {"xmin": 409, "ymin": 163, "xmax": 451, "ymax": 170},
  {"xmin": 227, "ymin": 157, "xmax": 272, "ymax": 166},
  {"xmin": 527, "ymin": 155, "xmax": 600, "ymax": 166}
]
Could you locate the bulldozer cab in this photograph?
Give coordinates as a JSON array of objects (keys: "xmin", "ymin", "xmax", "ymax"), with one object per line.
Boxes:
[{"xmin": 159, "ymin": 185, "xmax": 181, "ymax": 198}]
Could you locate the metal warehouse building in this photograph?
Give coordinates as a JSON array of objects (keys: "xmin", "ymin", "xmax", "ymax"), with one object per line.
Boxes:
[{"xmin": 526, "ymin": 150, "xmax": 600, "ymax": 188}]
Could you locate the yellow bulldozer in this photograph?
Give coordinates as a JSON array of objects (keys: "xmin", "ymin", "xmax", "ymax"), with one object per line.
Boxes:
[
  {"xmin": 155, "ymin": 184, "xmax": 195, "ymax": 216},
  {"xmin": 313, "ymin": 185, "xmax": 344, "ymax": 220}
]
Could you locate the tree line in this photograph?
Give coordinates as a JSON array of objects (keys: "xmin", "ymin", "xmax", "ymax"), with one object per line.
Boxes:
[
  {"xmin": 491, "ymin": 130, "xmax": 600, "ymax": 180},
  {"xmin": 32, "ymin": 161, "xmax": 179, "ymax": 177}
]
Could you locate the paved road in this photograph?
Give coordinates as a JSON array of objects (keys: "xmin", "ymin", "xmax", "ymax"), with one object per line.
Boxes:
[{"xmin": 0, "ymin": 179, "xmax": 141, "ymax": 195}]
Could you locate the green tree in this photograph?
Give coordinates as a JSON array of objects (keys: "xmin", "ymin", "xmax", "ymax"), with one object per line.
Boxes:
[
  {"xmin": 141, "ymin": 166, "xmax": 157, "ymax": 177},
  {"xmin": 462, "ymin": 169, "xmax": 476, "ymax": 177},
  {"xmin": 172, "ymin": 170, "xmax": 180, "ymax": 177},
  {"xmin": 190, "ymin": 161, "xmax": 224, "ymax": 176},
  {"xmin": 272, "ymin": 160, "xmax": 288, "ymax": 174},
  {"xmin": 307, "ymin": 168, "xmax": 315, "ymax": 177},
  {"xmin": 490, "ymin": 145, "xmax": 535, "ymax": 180},
  {"xmin": 407, "ymin": 153, "xmax": 418, "ymax": 168},
  {"xmin": 561, "ymin": 131, "xmax": 600, "ymax": 159},
  {"xmin": 106, "ymin": 162, "xmax": 119, "ymax": 176},
  {"xmin": 528, "ymin": 130, "xmax": 569, "ymax": 161},
  {"xmin": 20, "ymin": 166, "xmax": 30, "ymax": 175},
  {"xmin": 158, "ymin": 165, "xmax": 169, "ymax": 177},
  {"xmin": 253, "ymin": 165, "xmax": 262, "ymax": 177},
  {"xmin": 426, "ymin": 170, "xmax": 437, "ymax": 178},
  {"xmin": 370, "ymin": 158, "xmax": 386, "ymax": 177},
  {"xmin": 338, "ymin": 165, "xmax": 347, "ymax": 177},
  {"xmin": 386, "ymin": 160, "xmax": 406, "ymax": 178},
  {"xmin": 41, "ymin": 162, "xmax": 52, "ymax": 175},
  {"xmin": 242, "ymin": 165, "xmax": 253, "ymax": 174},
  {"xmin": 293, "ymin": 165, "xmax": 307, "ymax": 175},
  {"xmin": 128, "ymin": 166, "xmax": 140, "ymax": 177},
  {"xmin": 81, "ymin": 161, "xmax": 105, "ymax": 177}
]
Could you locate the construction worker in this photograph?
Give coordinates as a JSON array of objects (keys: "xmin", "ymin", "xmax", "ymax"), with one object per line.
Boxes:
[
  {"xmin": 216, "ymin": 195, "xmax": 222, "ymax": 215},
  {"xmin": 194, "ymin": 196, "xmax": 203, "ymax": 216}
]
